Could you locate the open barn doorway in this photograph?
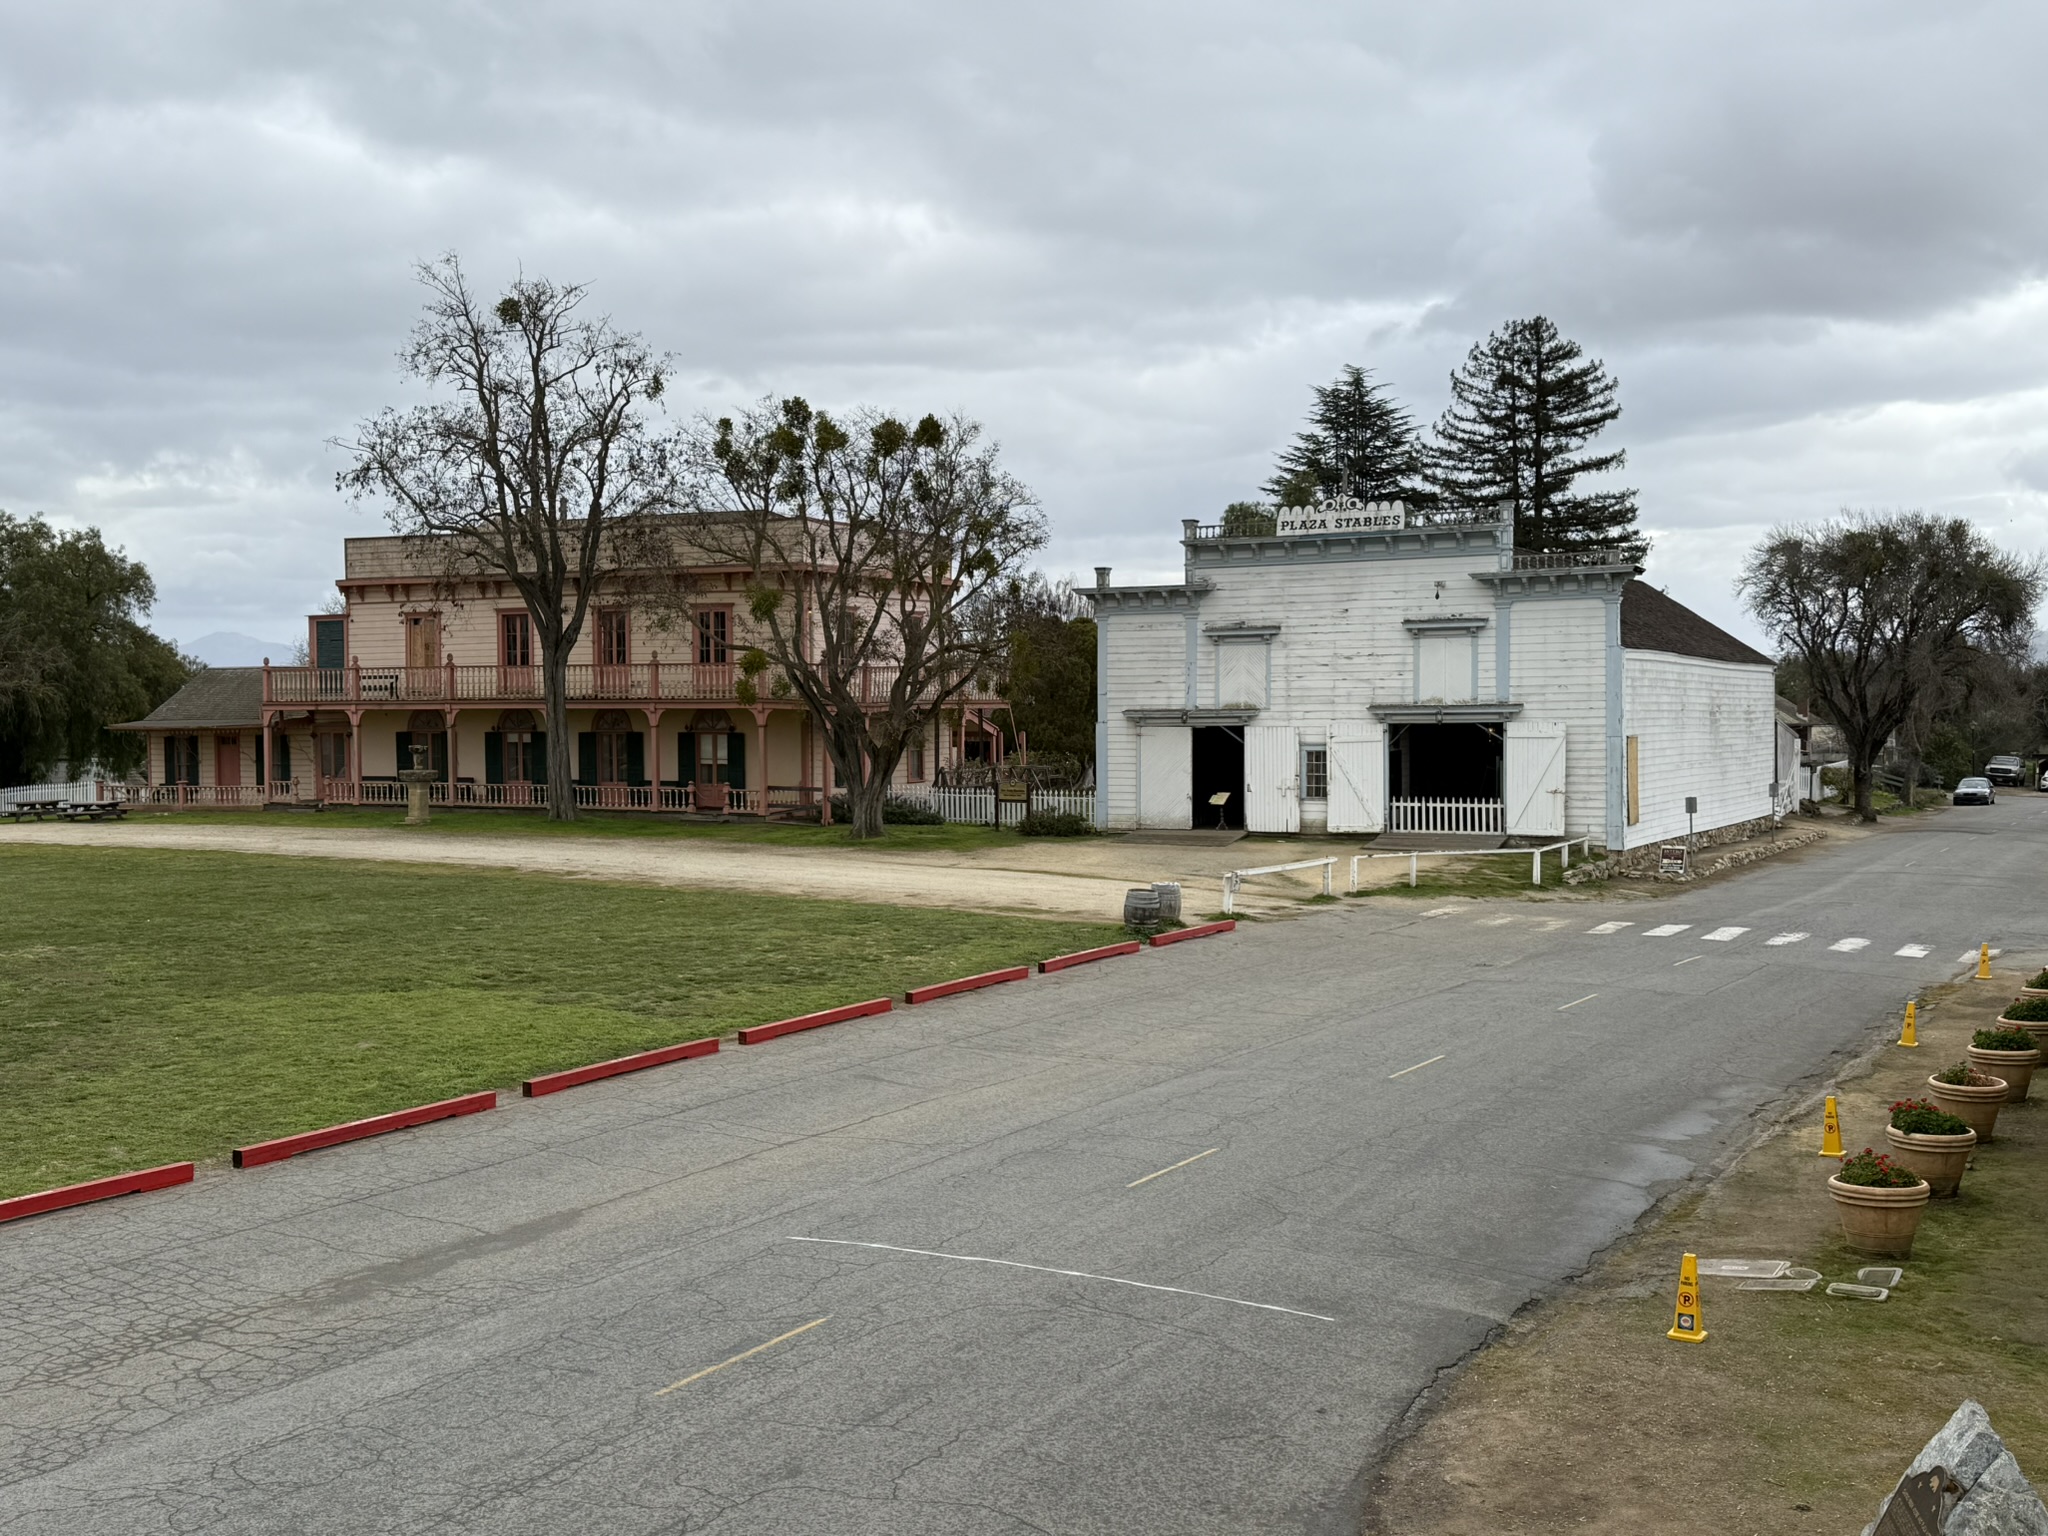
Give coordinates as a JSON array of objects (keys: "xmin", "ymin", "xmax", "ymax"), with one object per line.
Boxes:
[
  {"xmin": 1387, "ymin": 722, "xmax": 1505, "ymax": 836},
  {"xmin": 1191, "ymin": 725, "xmax": 1244, "ymax": 829}
]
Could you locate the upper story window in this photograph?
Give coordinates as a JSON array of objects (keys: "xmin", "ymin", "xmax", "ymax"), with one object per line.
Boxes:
[
  {"xmin": 312, "ymin": 615, "xmax": 346, "ymax": 670},
  {"xmin": 697, "ymin": 608, "xmax": 729, "ymax": 665},
  {"xmin": 500, "ymin": 611, "xmax": 533, "ymax": 668},
  {"xmin": 404, "ymin": 612, "xmax": 441, "ymax": 670},
  {"xmin": 596, "ymin": 609, "xmax": 630, "ymax": 667}
]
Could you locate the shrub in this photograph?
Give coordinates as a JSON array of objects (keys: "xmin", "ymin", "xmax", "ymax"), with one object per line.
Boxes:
[
  {"xmin": 1889, "ymin": 1099, "xmax": 1972, "ymax": 1136},
  {"xmin": 1973, "ymin": 1026, "xmax": 2039, "ymax": 1052},
  {"xmin": 2027, "ymin": 968, "xmax": 2048, "ymax": 990},
  {"xmin": 1018, "ymin": 809, "xmax": 1097, "ymax": 837},
  {"xmin": 828, "ymin": 794, "xmax": 946, "ymax": 826},
  {"xmin": 1836, "ymin": 1148, "xmax": 1923, "ymax": 1188},
  {"xmin": 1932, "ymin": 1061, "xmax": 1993, "ymax": 1086},
  {"xmin": 2001, "ymin": 994, "xmax": 2048, "ymax": 1021}
]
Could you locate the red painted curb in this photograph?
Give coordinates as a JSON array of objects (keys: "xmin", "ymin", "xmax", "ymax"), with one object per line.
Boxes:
[
  {"xmin": 0, "ymin": 1163, "xmax": 195, "ymax": 1226},
  {"xmin": 1150, "ymin": 920, "xmax": 1236, "ymax": 947},
  {"xmin": 232, "ymin": 1092, "xmax": 498, "ymax": 1169},
  {"xmin": 522, "ymin": 1037, "xmax": 719, "ymax": 1097},
  {"xmin": 1039, "ymin": 941, "xmax": 1142, "ymax": 973},
  {"xmin": 905, "ymin": 966, "xmax": 1032, "ymax": 1005},
  {"xmin": 737, "ymin": 997, "xmax": 893, "ymax": 1045}
]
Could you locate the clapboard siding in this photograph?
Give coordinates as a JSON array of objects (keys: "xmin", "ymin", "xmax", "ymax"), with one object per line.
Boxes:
[
  {"xmin": 1191, "ymin": 553, "xmax": 1497, "ymax": 715},
  {"xmin": 1621, "ymin": 650, "xmax": 1775, "ymax": 849},
  {"xmin": 1101, "ymin": 612, "xmax": 1188, "ymax": 827},
  {"xmin": 1505, "ymin": 599, "xmax": 1611, "ymax": 839}
]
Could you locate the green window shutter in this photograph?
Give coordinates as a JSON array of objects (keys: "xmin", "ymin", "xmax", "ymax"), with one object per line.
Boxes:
[
  {"xmin": 394, "ymin": 731, "xmax": 411, "ymax": 776},
  {"xmin": 577, "ymin": 732, "xmax": 597, "ymax": 784},
  {"xmin": 725, "ymin": 730, "xmax": 746, "ymax": 788},
  {"xmin": 530, "ymin": 732, "xmax": 547, "ymax": 783},
  {"xmin": 314, "ymin": 617, "xmax": 345, "ymax": 669},
  {"xmin": 432, "ymin": 733, "xmax": 449, "ymax": 781},
  {"xmin": 626, "ymin": 732, "xmax": 646, "ymax": 786},
  {"xmin": 484, "ymin": 732, "xmax": 504, "ymax": 784},
  {"xmin": 254, "ymin": 733, "xmax": 265, "ymax": 785},
  {"xmin": 676, "ymin": 731, "xmax": 696, "ymax": 785},
  {"xmin": 274, "ymin": 734, "xmax": 292, "ymax": 782}
]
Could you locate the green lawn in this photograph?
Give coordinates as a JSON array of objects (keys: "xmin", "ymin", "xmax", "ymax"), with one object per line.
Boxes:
[
  {"xmin": 127, "ymin": 805, "xmax": 1027, "ymax": 853},
  {"xmin": 1349, "ymin": 847, "xmax": 1575, "ymax": 899},
  {"xmin": 0, "ymin": 846, "xmax": 1123, "ymax": 1199}
]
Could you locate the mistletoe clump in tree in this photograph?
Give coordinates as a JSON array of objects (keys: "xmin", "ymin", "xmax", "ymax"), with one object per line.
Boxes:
[
  {"xmin": 1264, "ymin": 364, "xmax": 1424, "ymax": 509},
  {"xmin": 1426, "ymin": 316, "xmax": 1645, "ymax": 560}
]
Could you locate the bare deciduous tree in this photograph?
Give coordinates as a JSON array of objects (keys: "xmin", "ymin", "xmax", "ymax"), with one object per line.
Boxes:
[
  {"xmin": 336, "ymin": 256, "xmax": 681, "ymax": 819},
  {"xmin": 679, "ymin": 396, "xmax": 1045, "ymax": 839},
  {"xmin": 1741, "ymin": 511, "xmax": 2041, "ymax": 821}
]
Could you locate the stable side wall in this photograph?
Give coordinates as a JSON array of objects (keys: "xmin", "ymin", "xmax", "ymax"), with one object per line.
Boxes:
[
  {"xmin": 1503, "ymin": 598, "xmax": 1613, "ymax": 842},
  {"xmin": 1620, "ymin": 650, "xmax": 1775, "ymax": 849},
  {"xmin": 1099, "ymin": 608, "xmax": 1198, "ymax": 829}
]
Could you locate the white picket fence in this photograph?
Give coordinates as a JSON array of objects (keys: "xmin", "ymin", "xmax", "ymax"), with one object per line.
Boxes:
[
  {"xmin": 894, "ymin": 786, "xmax": 1095, "ymax": 827},
  {"xmin": 1386, "ymin": 797, "xmax": 1505, "ymax": 835},
  {"xmin": 1, "ymin": 778, "xmax": 122, "ymax": 809}
]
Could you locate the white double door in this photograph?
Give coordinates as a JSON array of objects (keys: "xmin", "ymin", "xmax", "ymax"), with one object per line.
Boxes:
[{"xmin": 1243, "ymin": 721, "xmax": 1389, "ymax": 834}]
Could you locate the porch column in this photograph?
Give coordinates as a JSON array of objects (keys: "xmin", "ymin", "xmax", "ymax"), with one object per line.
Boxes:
[
  {"xmin": 752, "ymin": 707, "xmax": 771, "ymax": 813},
  {"xmin": 347, "ymin": 709, "xmax": 363, "ymax": 803},
  {"xmin": 645, "ymin": 706, "xmax": 665, "ymax": 804},
  {"xmin": 446, "ymin": 708, "xmax": 460, "ymax": 797}
]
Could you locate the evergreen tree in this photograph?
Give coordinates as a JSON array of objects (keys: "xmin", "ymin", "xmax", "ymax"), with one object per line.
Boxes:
[
  {"xmin": 1263, "ymin": 365, "xmax": 1422, "ymax": 508},
  {"xmin": 1425, "ymin": 316, "xmax": 1645, "ymax": 559}
]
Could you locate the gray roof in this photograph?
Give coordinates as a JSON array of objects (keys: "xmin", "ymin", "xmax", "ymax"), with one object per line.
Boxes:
[
  {"xmin": 1620, "ymin": 582, "xmax": 1773, "ymax": 667},
  {"xmin": 111, "ymin": 667, "xmax": 264, "ymax": 730}
]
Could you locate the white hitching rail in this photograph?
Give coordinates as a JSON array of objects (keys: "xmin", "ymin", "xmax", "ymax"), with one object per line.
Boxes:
[
  {"xmin": 1221, "ymin": 856, "xmax": 1336, "ymax": 914},
  {"xmin": 1350, "ymin": 836, "xmax": 1594, "ymax": 890}
]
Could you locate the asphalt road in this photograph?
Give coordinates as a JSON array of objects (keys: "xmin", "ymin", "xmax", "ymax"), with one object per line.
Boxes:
[{"xmin": 6, "ymin": 801, "xmax": 2047, "ymax": 1534}]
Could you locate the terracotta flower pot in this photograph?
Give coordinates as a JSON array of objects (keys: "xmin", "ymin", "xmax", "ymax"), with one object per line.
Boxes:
[
  {"xmin": 1827, "ymin": 1175, "xmax": 1931, "ymax": 1256},
  {"xmin": 1927, "ymin": 1074, "xmax": 2008, "ymax": 1141},
  {"xmin": 1966, "ymin": 1044, "xmax": 2040, "ymax": 1103},
  {"xmin": 1997, "ymin": 1013, "xmax": 2048, "ymax": 1059},
  {"xmin": 1884, "ymin": 1123, "xmax": 1977, "ymax": 1197}
]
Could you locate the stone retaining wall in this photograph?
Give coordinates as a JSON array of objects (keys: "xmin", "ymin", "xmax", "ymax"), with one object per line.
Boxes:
[{"xmin": 1565, "ymin": 817, "xmax": 1826, "ymax": 884}]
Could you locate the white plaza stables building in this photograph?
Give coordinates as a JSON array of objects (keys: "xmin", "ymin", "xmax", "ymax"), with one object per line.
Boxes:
[{"xmin": 1089, "ymin": 503, "xmax": 1784, "ymax": 851}]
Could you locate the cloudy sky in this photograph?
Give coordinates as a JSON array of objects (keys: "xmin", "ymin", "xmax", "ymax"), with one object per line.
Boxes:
[{"xmin": 3, "ymin": 1, "xmax": 2045, "ymax": 655}]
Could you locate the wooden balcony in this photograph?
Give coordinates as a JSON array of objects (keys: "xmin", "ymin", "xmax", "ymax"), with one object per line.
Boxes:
[{"xmin": 262, "ymin": 661, "xmax": 999, "ymax": 711}]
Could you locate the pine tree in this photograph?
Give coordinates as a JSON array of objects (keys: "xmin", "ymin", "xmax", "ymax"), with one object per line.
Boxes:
[
  {"xmin": 1263, "ymin": 365, "xmax": 1423, "ymax": 508},
  {"xmin": 1425, "ymin": 316, "xmax": 1645, "ymax": 559}
]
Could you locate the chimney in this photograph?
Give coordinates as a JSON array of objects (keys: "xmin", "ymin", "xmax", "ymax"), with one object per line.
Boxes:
[{"xmin": 1094, "ymin": 566, "xmax": 1111, "ymax": 591}]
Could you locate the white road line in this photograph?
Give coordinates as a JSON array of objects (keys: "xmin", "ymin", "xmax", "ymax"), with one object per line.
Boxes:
[
  {"xmin": 1422, "ymin": 907, "xmax": 1461, "ymax": 918},
  {"xmin": 1475, "ymin": 916, "xmax": 1516, "ymax": 927},
  {"xmin": 1557, "ymin": 993, "xmax": 1598, "ymax": 1011},
  {"xmin": 1643, "ymin": 924, "xmax": 1692, "ymax": 937},
  {"xmin": 1895, "ymin": 944, "xmax": 1932, "ymax": 958},
  {"xmin": 785, "ymin": 1237, "xmax": 1335, "ymax": 1321},
  {"xmin": 1702, "ymin": 926, "xmax": 1749, "ymax": 942},
  {"xmin": 653, "ymin": 1317, "xmax": 829, "ymax": 1396},
  {"xmin": 1588, "ymin": 921, "xmax": 1635, "ymax": 935},
  {"xmin": 1388, "ymin": 1054, "xmax": 1446, "ymax": 1079},
  {"xmin": 1765, "ymin": 932, "xmax": 1810, "ymax": 946},
  {"xmin": 1127, "ymin": 1148, "xmax": 1220, "ymax": 1188},
  {"xmin": 1673, "ymin": 955, "xmax": 1703, "ymax": 966},
  {"xmin": 1828, "ymin": 938, "xmax": 1870, "ymax": 953}
]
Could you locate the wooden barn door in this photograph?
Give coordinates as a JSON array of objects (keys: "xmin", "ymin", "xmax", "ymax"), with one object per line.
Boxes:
[
  {"xmin": 1326, "ymin": 721, "xmax": 1385, "ymax": 834},
  {"xmin": 1504, "ymin": 721, "xmax": 1567, "ymax": 837},
  {"xmin": 1244, "ymin": 724, "xmax": 1299, "ymax": 833}
]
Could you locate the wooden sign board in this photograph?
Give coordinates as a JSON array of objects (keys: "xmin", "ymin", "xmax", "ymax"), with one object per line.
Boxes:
[{"xmin": 998, "ymin": 780, "xmax": 1029, "ymax": 803}]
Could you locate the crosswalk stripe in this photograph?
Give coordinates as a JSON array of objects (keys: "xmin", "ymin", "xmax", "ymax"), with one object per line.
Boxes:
[
  {"xmin": 1643, "ymin": 924, "xmax": 1692, "ymax": 937},
  {"xmin": 1765, "ymin": 932, "xmax": 1809, "ymax": 946},
  {"xmin": 1895, "ymin": 944, "xmax": 1931, "ymax": 958},
  {"xmin": 1829, "ymin": 938, "xmax": 1870, "ymax": 952},
  {"xmin": 1588, "ymin": 921, "xmax": 1635, "ymax": 935},
  {"xmin": 1702, "ymin": 926, "xmax": 1749, "ymax": 942},
  {"xmin": 1476, "ymin": 916, "xmax": 1517, "ymax": 927}
]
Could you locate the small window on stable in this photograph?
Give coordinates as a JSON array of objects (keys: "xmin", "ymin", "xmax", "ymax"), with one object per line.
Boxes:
[{"xmin": 1302, "ymin": 745, "xmax": 1329, "ymax": 801}]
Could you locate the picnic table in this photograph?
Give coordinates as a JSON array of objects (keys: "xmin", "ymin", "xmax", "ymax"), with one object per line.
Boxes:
[{"xmin": 3, "ymin": 798, "xmax": 127, "ymax": 823}]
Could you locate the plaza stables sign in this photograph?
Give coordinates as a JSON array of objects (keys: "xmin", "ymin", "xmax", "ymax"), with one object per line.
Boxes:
[{"xmin": 1274, "ymin": 496, "xmax": 1407, "ymax": 536}]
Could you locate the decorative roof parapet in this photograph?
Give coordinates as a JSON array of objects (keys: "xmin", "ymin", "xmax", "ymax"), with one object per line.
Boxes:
[
  {"xmin": 1469, "ymin": 561, "xmax": 1638, "ymax": 596},
  {"xmin": 1087, "ymin": 580, "xmax": 1211, "ymax": 612},
  {"xmin": 1182, "ymin": 517, "xmax": 1510, "ymax": 570}
]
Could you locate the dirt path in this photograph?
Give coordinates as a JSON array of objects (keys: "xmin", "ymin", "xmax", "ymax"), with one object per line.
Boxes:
[{"xmin": 0, "ymin": 819, "xmax": 1325, "ymax": 920}]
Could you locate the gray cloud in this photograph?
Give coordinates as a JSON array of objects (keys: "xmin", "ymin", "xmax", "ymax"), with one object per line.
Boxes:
[{"xmin": 3, "ymin": 0, "xmax": 2046, "ymax": 647}]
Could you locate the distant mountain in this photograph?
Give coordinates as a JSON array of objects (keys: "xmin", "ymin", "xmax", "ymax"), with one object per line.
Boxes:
[{"xmin": 183, "ymin": 632, "xmax": 298, "ymax": 668}]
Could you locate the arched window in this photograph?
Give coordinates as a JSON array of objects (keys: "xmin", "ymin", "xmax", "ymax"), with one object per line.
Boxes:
[{"xmin": 591, "ymin": 710, "xmax": 638, "ymax": 785}]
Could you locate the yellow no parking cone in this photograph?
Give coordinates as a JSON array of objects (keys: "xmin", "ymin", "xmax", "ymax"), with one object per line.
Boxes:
[
  {"xmin": 1666, "ymin": 1252, "xmax": 1707, "ymax": 1343},
  {"xmin": 1898, "ymin": 1001, "xmax": 1919, "ymax": 1049},
  {"xmin": 1819, "ymin": 1095, "xmax": 1844, "ymax": 1158},
  {"xmin": 1977, "ymin": 943, "xmax": 1993, "ymax": 980}
]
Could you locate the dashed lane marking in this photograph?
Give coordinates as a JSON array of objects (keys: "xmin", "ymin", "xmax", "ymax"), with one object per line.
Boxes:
[
  {"xmin": 653, "ymin": 1317, "xmax": 829, "ymax": 1396},
  {"xmin": 1643, "ymin": 924, "xmax": 1692, "ymax": 937},
  {"xmin": 1558, "ymin": 993, "xmax": 1599, "ymax": 1011},
  {"xmin": 1674, "ymin": 955, "xmax": 1703, "ymax": 966},
  {"xmin": 785, "ymin": 1238, "xmax": 1335, "ymax": 1322},
  {"xmin": 1128, "ymin": 1148, "xmax": 1221, "ymax": 1188},
  {"xmin": 1388, "ymin": 1054, "xmax": 1446, "ymax": 1080},
  {"xmin": 1476, "ymin": 916, "xmax": 1517, "ymax": 927},
  {"xmin": 1422, "ymin": 907, "xmax": 1461, "ymax": 918},
  {"xmin": 1829, "ymin": 938, "xmax": 1870, "ymax": 952},
  {"xmin": 1765, "ymin": 932, "xmax": 1810, "ymax": 947},
  {"xmin": 1703, "ymin": 926, "xmax": 1749, "ymax": 942},
  {"xmin": 1588, "ymin": 922, "xmax": 1635, "ymax": 935},
  {"xmin": 1896, "ymin": 944, "xmax": 1932, "ymax": 958}
]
